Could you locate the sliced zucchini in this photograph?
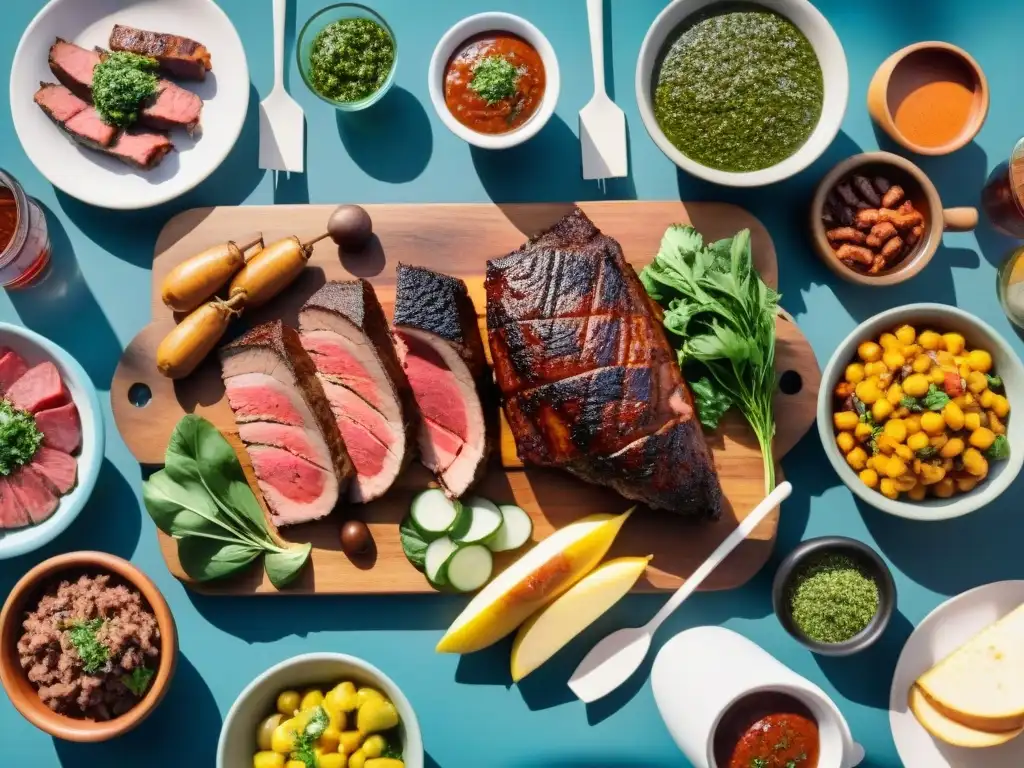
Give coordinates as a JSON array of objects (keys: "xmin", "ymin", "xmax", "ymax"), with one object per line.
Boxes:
[
  {"xmin": 410, "ymin": 489, "xmax": 458, "ymax": 540},
  {"xmin": 486, "ymin": 504, "xmax": 534, "ymax": 552},
  {"xmin": 424, "ymin": 537, "xmax": 459, "ymax": 586},
  {"xmin": 446, "ymin": 498, "xmax": 472, "ymax": 540},
  {"xmin": 445, "ymin": 545, "xmax": 493, "ymax": 593},
  {"xmin": 451, "ymin": 496, "xmax": 503, "ymax": 544}
]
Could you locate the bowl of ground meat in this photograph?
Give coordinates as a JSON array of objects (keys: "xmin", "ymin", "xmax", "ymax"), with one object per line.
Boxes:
[{"xmin": 0, "ymin": 551, "xmax": 177, "ymax": 741}]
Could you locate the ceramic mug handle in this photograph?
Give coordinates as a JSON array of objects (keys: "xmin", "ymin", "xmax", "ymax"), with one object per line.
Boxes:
[
  {"xmin": 942, "ymin": 207, "xmax": 979, "ymax": 231},
  {"xmin": 843, "ymin": 741, "xmax": 866, "ymax": 768}
]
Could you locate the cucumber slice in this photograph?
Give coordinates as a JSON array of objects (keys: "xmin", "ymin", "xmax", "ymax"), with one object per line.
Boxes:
[
  {"xmin": 451, "ymin": 496, "xmax": 503, "ymax": 544},
  {"xmin": 424, "ymin": 537, "xmax": 459, "ymax": 586},
  {"xmin": 446, "ymin": 499, "xmax": 472, "ymax": 540},
  {"xmin": 446, "ymin": 545, "xmax": 494, "ymax": 593},
  {"xmin": 410, "ymin": 489, "xmax": 458, "ymax": 540},
  {"xmin": 486, "ymin": 505, "xmax": 534, "ymax": 552}
]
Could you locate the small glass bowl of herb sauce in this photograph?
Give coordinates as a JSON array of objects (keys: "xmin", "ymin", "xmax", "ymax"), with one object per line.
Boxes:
[{"xmin": 297, "ymin": 3, "xmax": 397, "ymax": 111}]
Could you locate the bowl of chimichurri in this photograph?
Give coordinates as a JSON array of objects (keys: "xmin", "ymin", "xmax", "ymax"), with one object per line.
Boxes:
[
  {"xmin": 636, "ymin": 0, "xmax": 848, "ymax": 187},
  {"xmin": 297, "ymin": 3, "xmax": 397, "ymax": 111}
]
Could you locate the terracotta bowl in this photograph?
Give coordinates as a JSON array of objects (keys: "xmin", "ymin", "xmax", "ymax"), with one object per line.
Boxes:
[
  {"xmin": 810, "ymin": 152, "xmax": 978, "ymax": 286},
  {"xmin": 0, "ymin": 552, "xmax": 177, "ymax": 742},
  {"xmin": 867, "ymin": 41, "xmax": 988, "ymax": 156}
]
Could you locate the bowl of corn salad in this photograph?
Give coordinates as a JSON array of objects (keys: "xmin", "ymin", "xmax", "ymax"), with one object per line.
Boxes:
[{"xmin": 818, "ymin": 304, "xmax": 1023, "ymax": 520}]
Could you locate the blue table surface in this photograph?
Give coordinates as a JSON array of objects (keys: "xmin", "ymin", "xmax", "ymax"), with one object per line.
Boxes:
[{"xmin": 3, "ymin": 1, "xmax": 1022, "ymax": 765}]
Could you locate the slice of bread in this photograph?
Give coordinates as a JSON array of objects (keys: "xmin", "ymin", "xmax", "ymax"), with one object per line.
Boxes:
[
  {"xmin": 909, "ymin": 684, "xmax": 1023, "ymax": 748},
  {"xmin": 916, "ymin": 603, "xmax": 1024, "ymax": 731}
]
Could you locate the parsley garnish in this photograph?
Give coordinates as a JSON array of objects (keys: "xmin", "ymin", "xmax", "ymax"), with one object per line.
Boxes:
[
  {"xmin": 0, "ymin": 400, "xmax": 43, "ymax": 475},
  {"xmin": 92, "ymin": 52, "xmax": 159, "ymax": 127},
  {"xmin": 470, "ymin": 56, "xmax": 519, "ymax": 104},
  {"xmin": 987, "ymin": 434, "xmax": 1011, "ymax": 461},
  {"xmin": 986, "ymin": 374, "xmax": 1003, "ymax": 390},
  {"xmin": 899, "ymin": 395, "xmax": 924, "ymax": 413},
  {"xmin": 916, "ymin": 446, "xmax": 938, "ymax": 459},
  {"xmin": 923, "ymin": 384, "xmax": 951, "ymax": 411},
  {"xmin": 122, "ymin": 666, "xmax": 155, "ymax": 696},
  {"xmin": 66, "ymin": 619, "xmax": 110, "ymax": 674},
  {"xmin": 291, "ymin": 706, "xmax": 330, "ymax": 768}
]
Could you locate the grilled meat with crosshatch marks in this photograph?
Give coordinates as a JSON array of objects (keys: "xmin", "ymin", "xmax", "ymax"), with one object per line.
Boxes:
[
  {"xmin": 486, "ymin": 207, "xmax": 723, "ymax": 518},
  {"xmin": 109, "ymin": 24, "xmax": 212, "ymax": 80}
]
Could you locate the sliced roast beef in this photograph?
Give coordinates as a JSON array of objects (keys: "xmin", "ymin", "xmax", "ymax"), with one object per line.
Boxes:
[
  {"xmin": 107, "ymin": 129, "xmax": 173, "ymax": 169},
  {"xmin": 8, "ymin": 466, "xmax": 60, "ymax": 524},
  {"xmin": 0, "ymin": 349, "xmax": 29, "ymax": 394},
  {"xmin": 7, "ymin": 363, "xmax": 67, "ymax": 414},
  {"xmin": 29, "ymin": 447, "xmax": 77, "ymax": 495},
  {"xmin": 64, "ymin": 106, "xmax": 117, "ymax": 148},
  {"xmin": 300, "ymin": 281, "xmax": 415, "ymax": 503},
  {"xmin": 110, "ymin": 24, "xmax": 212, "ymax": 80},
  {"xmin": 0, "ymin": 476, "xmax": 31, "ymax": 529},
  {"xmin": 220, "ymin": 321, "xmax": 354, "ymax": 527},
  {"xmin": 393, "ymin": 265, "xmax": 489, "ymax": 498},
  {"xmin": 33, "ymin": 82, "xmax": 89, "ymax": 124},
  {"xmin": 35, "ymin": 402, "xmax": 82, "ymax": 454},
  {"xmin": 48, "ymin": 39, "xmax": 100, "ymax": 101}
]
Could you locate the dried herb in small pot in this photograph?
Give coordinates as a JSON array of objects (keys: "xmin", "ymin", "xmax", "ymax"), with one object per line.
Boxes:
[{"xmin": 788, "ymin": 554, "xmax": 879, "ymax": 644}]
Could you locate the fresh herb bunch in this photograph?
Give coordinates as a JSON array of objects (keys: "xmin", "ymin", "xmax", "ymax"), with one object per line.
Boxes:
[
  {"xmin": 92, "ymin": 51, "xmax": 159, "ymax": 126},
  {"xmin": 142, "ymin": 415, "xmax": 312, "ymax": 588},
  {"xmin": 122, "ymin": 666, "xmax": 155, "ymax": 696},
  {"xmin": 0, "ymin": 400, "xmax": 43, "ymax": 475},
  {"xmin": 66, "ymin": 618, "xmax": 110, "ymax": 674},
  {"xmin": 291, "ymin": 706, "xmax": 330, "ymax": 768},
  {"xmin": 470, "ymin": 56, "xmax": 519, "ymax": 104},
  {"xmin": 641, "ymin": 226, "xmax": 780, "ymax": 493}
]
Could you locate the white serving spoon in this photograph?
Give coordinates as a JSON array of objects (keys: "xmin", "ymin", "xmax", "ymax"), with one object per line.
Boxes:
[
  {"xmin": 567, "ymin": 481, "xmax": 794, "ymax": 703},
  {"xmin": 258, "ymin": 0, "xmax": 304, "ymax": 172}
]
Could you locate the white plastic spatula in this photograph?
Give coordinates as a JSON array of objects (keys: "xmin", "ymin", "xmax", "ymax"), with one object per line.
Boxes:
[
  {"xmin": 567, "ymin": 481, "xmax": 794, "ymax": 704},
  {"xmin": 579, "ymin": 0, "xmax": 627, "ymax": 182},
  {"xmin": 259, "ymin": 0, "xmax": 304, "ymax": 172}
]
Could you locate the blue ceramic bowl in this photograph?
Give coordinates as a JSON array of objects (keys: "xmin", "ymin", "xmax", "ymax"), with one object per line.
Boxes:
[{"xmin": 0, "ymin": 324, "xmax": 103, "ymax": 559}]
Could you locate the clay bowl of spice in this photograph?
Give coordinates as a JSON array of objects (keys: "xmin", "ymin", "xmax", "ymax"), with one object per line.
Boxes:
[
  {"xmin": 811, "ymin": 151, "xmax": 978, "ymax": 285},
  {"xmin": 868, "ymin": 41, "xmax": 988, "ymax": 156},
  {"xmin": 773, "ymin": 537, "xmax": 895, "ymax": 656},
  {"xmin": 0, "ymin": 551, "xmax": 177, "ymax": 741}
]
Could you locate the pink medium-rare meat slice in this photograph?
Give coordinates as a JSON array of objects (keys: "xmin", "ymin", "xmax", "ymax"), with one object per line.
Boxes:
[
  {"xmin": 220, "ymin": 321, "xmax": 353, "ymax": 527},
  {"xmin": 35, "ymin": 402, "xmax": 82, "ymax": 454},
  {"xmin": 29, "ymin": 447, "xmax": 77, "ymax": 495},
  {"xmin": 7, "ymin": 466, "xmax": 60, "ymax": 524},
  {"xmin": 0, "ymin": 349, "xmax": 29, "ymax": 394},
  {"xmin": 7, "ymin": 363, "xmax": 67, "ymax": 414},
  {"xmin": 108, "ymin": 129, "xmax": 173, "ymax": 170},
  {"xmin": 109, "ymin": 24, "xmax": 212, "ymax": 80},
  {"xmin": 140, "ymin": 80, "xmax": 202, "ymax": 135},
  {"xmin": 300, "ymin": 280, "xmax": 415, "ymax": 504},
  {"xmin": 64, "ymin": 107, "xmax": 117, "ymax": 148},
  {"xmin": 0, "ymin": 476, "xmax": 31, "ymax": 529},
  {"xmin": 393, "ymin": 265, "xmax": 489, "ymax": 498},
  {"xmin": 33, "ymin": 83, "xmax": 89, "ymax": 124},
  {"xmin": 48, "ymin": 39, "xmax": 100, "ymax": 101},
  {"xmin": 237, "ymin": 422, "xmax": 332, "ymax": 470}
]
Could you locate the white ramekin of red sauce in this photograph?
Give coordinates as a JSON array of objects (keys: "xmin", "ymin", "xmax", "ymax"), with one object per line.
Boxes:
[{"xmin": 0, "ymin": 169, "xmax": 51, "ymax": 290}]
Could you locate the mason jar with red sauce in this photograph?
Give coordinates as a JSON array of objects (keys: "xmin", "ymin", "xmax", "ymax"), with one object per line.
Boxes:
[
  {"xmin": 982, "ymin": 137, "xmax": 1024, "ymax": 238},
  {"xmin": 0, "ymin": 169, "xmax": 51, "ymax": 289}
]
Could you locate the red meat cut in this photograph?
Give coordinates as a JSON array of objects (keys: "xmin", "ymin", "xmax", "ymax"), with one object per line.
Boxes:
[
  {"xmin": 7, "ymin": 363, "xmax": 67, "ymax": 414},
  {"xmin": 0, "ymin": 476, "xmax": 30, "ymax": 529},
  {"xmin": 48, "ymin": 39, "xmax": 100, "ymax": 101},
  {"xmin": 393, "ymin": 265, "xmax": 489, "ymax": 498},
  {"xmin": 300, "ymin": 281, "xmax": 416, "ymax": 504},
  {"xmin": 220, "ymin": 321, "xmax": 354, "ymax": 528},
  {"xmin": 7, "ymin": 466, "xmax": 60, "ymax": 524},
  {"xmin": 0, "ymin": 349, "xmax": 29, "ymax": 394},
  {"xmin": 64, "ymin": 106, "xmax": 117, "ymax": 148},
  {"xmin": 33, "ymin": 82, "xmax": 88, "ymax": 124},
  {"xmin": 109, "ymin": 24, "xmax": 212, "ymax": 80},
  {"xmin": 34, "ymin": 402, "xmax": 81, "ymax": 454},
  {"xmin": 29, "ymin": 447, "xmax": 77, "ymax": 495}
]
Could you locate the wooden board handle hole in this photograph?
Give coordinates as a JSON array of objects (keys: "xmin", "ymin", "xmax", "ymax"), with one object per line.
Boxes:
[
  {"xmin": 779, "ymin": 370, "xmax": 803, "ymax": 396},
  {"xmin": 128, "ymin": 382, "xmax": 153, "ymax": 408}
]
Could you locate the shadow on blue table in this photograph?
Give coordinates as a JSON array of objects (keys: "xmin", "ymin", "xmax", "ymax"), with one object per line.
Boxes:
[
  {"xmin": 337, "ymin": 86, "xmax": 433, "ymax": 184},
  {"xmin": 52, "ymin": 651, "xmax": 219, "ymax": 768}
]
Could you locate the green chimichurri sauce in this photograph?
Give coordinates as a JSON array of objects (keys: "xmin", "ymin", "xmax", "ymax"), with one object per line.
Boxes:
[
  {"xmin": 653, "ymin": 5, "xmax": 823, "ymax": 173},
  {"xmin": 308, "ymin": 18, "xmax": 395, "ymax": 103},
  {"xmin": 92, "ymin": 51, "xmax": 159, "ymax": 127}
]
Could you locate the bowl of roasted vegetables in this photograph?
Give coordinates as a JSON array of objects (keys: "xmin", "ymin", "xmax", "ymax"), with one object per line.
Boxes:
[
  {"xmin": 217, "ymin": 653, "xmax": 422, "ymax": 768},
  {"xmin": 818, "ymin": 304, "xmax": 1023, "ymax": 520}
]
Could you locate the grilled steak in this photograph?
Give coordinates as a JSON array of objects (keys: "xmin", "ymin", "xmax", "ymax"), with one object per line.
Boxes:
[
  {"xmin": 108, "ymin": 129, "xmax": 174, "ymax": 169},
  {"xmin": 220, "ymin": 321, "xmax": 354, "ymax": 527},
  {"xmin": 109, "ymin": 24, "xmax": 212, "ymax": 80},
  {"xmin": 0, "ymin": 348, "xmax": 29, "ymax": 394},
  {"xmin": 33, "ymin": 82, "xmax": 88, "ymax": 124},
  {"xmin": 35, "ymin": 402, "xmax": 82, "ymax": 454},
  {"xmin": 48, "ymin": 39, "xmax": 99, "ymax": 101},
  {"xmin": 486, "ymin": 208, "xmax": 723, "ymax": 518},
  {"xmin": 30, "ymin": 447, "xmax": 78, "ymax": 495},
  {"xmin": 0, "ymin": 477, "xmax": 30, "ymax": 529},
  {"xmin": 394, "ymin": 265, "xmax": 489, "ymax": 498},
  {"xmin": 300, "ymin": 281, "xmax": 415, "ymax": 504},
  {"xmin": 7, "ymin": 362, "xmax": 67, "ymax": 414},
  {"xmin": 8, "ymin": 466, "xmax": 59, "ymax": 525}
]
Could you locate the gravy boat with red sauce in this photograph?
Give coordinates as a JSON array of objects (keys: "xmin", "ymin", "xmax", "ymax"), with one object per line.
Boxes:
[{"xmin": 652, "ymin": 626, "xmax": 865, "ymax": 768}]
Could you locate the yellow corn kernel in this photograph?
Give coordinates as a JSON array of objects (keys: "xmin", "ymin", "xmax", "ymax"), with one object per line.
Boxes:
[
  {"xmin": 845, "ymin": 363, "xmax": 866, "ymax": 384},
  {"xmin": 858, "ymin": 341, "xmax": 882, "ymax": 362},
  {"xmin": 855, "ymin": 380, "xmax": 881, "ymax": 405},
  {"xmin": 833, "ymin": 411, "xmax": 859, "ymax": 431},
  {"xmin": 939, "ymin": 437, "xmax": 965, "ymax": 458},
  {"xmin": 931, "ymin": 478, "xmax": 956, "ymax": 498},
  {"xmin": 858, "ymin": 468, "xmax": 879, "ymax": 489},
  {"xmin": 836, "ymin": 431, "xmax": 856, "ymax": 453},
  {"xmin": 886, "ymin": 383, "xmax": 904, "ymax": 405},
  {"xmin": 966, "ymin": 349, "xmax": 993, "ymax": 373},
  {"xmin": 904, "ymin": 414, "xmax": 922, "ymax": 435},
  {"xmin": 930, "ymin": 367, "xmax": 946, "ymax": 384},
  {"xmin": 864, "ymin": 361, "xmax": 888, "ymax": 377},
  {"xmin": 902, "ymin": 344, "xmax": 922, "ymax": 358},
  {"xmin": 883, "ymin": 350, "xmax": 906, "ymax": 371},
  {"xmin": 894, "ymin": 324, "xmax": 916, "ymax": 344},
  {"xmin": 867, "ymin": 454, "xmax": 887, "ymax": 473},
  {"xmin": 990, "ymin": 412, "xmax": 1006, "ymax": 436},
  {"xmin": 957, "ymin": 393, "xmax": 975, "ymax": 408},
  {"xmin": 907, "ymin": 431, "xmax": 930, "ymax": 452},
  {"xmin": 936, "ymin": 351, "xmax": 956, "ymax": 366},
  {"xmin": 980, "ymin": 390, "xmax": 996, "ymax": 409},
  {"xmin": 966, "ymin": 370, "xmax": 988, "ymax": 394},
  {"xmin": 969, "ymin": 427, "xmax": 996, "ymax": 450},
  {"xmin": 339, "ymin": 731, "xmax": 363, "ymax": 755},
  {"xmin": 920, "ymin": 411, "xmax": 945, "ymax": 435},
  {"xmin": 318, "ymin": 728, "xmax": 342, "ymax": 754},
  {"xmin": 964, "ymin": 412, "xmax": 982, "ymax": 431},
  {"xmin": 918, "ymin": 462, "xmax": 946, "ymax": 485},
  {"xmin": 963, "ymin": 447, "xmax": 989, "ymax": 477},
  {"xmin": 930, "ymin": 433, "xmax": 949, "ymax": 451},
  {"xmin": 883, "ymin": 419, "xmax": 907, "ymax": 442},
  {"xmin": 879, "ymin": 478, "xmax": 899, "ymax": 499},
  {"xmin": 902, "ymin": 374, "xmax": 929, "ymax": 398},
  {"xmin": 879, "ymin": 332, "xmax": 900, "ymax": 349},
  {"xmin": 911, "ymin": 355, "xmax": 932, "ymax": 373},
  {"xmin": 846, "ymin": 447, "xmax": 868, "ymax": 470},
  {"xmin": 942, "ymin": 333, "xmax": 965, "ymax": 355},
  {"xmin": 855, "ymin": 422, "xmax": 874, "ymax": 441},
  {"xmin": 893, "ymin": 474, "xmax": 917, "ymax": 492},
  {"xmin": 907, "ymin": 483, "xmax": 927, "ymax": 501},
  {"xmin": 956, "ymin": 477, "xmax": 979, "ymax": 493},
  {"xmin": 872, "ymin": 399, "xmax": 893, "ymax": 422},
  {"xmin": 894, "ymin": 444, "xmax": 913, "ymax": 461},
  {"xmin": 300, "ymin": 690, "xmax": 325, "ymax": 711},
  {"xmin": 992, "ymin": 394, "xmax": 1010, "ymax": 418},
  {"xmin": 942, "ymin": 401, "xmax": 965, "ymax": 431},
  {"xmin": 958, "ymin": 363, "xmax": 972, "ymax": 379},
  {"xmin": 876, "ymin": 435, "xmax": 898, "ymax": 456},
  {"xmin": 884, "ymin": 456, "xmax": 908, "ymax": 478},
  {"xmin": 918, "ymin": 330, "xmax": 941, "ymax": 350},
  {"xmin": 254, "ymin": 753, "xmax": 287, "ymax": 768}
]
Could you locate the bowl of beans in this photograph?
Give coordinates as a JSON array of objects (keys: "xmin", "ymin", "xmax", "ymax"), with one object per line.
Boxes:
[{"xmin": 818, "ymin": 304, "xmax": 1023, "ymax": 520}]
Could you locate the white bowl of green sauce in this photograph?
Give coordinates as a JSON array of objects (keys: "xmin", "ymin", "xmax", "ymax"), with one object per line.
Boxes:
[{"xmin": 636, "ymin": 0, "xmax": 848, "ymax": 187}]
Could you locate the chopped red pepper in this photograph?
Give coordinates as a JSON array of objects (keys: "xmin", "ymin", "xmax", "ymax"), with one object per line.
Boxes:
[{"xmin": 944, "ymin": 371, "xmax": 965, "ymax": 397}]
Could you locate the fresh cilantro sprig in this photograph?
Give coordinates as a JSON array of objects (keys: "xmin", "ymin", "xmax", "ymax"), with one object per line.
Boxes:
[
  {"xmin": 987, "ymin": 434, "xmax": 1010, "ymax": 461},
  {"xmin": 0, "ymin": 400, "xmax": 43, "ymax": 475},
  {"xmin": 291, "ymin": 706, "xmax": 330, "ymax": 768},
  {"xmin": 66, "ymin": 619, "xmax": 110, "ymax": 674},
  {"xmin": 122, "ymin": 666, "xmax": 155, "ymax": 696}
]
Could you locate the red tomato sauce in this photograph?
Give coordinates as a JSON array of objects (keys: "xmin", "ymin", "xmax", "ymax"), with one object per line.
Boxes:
[
  {"xmin": 443, "ymin": 32, "xmax": 545, "ymax": 135},
  {"xmin": 713, "ymin": 692, "xmax": 820, "ymax": 768},
  {"xmin": 0, "ymin": 187, "xmax": 17, "ymax": 254}
]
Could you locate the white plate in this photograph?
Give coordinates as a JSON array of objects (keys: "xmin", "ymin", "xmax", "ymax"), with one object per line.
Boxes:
[
  {"xmin": 890, "ymin": 581, "xmax": 1024, "ymax": 767},
  {"xmin": 10, "ymin": 0, "xmax": 249, "ymax": 210}
]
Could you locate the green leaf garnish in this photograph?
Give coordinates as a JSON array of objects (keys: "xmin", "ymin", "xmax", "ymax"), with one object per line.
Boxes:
[
  {"xmin": 986, "ymin": 374, "xmax": 1003, "ymax": 390},
  {"xmin": 690, "ymin": 375, "xmax": 733, "ymax": 430},
  {"xmin": 66, "ymin": 619, "xmax": 110, "ymax": 674},
  {"xmin": 923, "ymin": 384, "xmax": 951, "ymax": 411},
  {"xmin": 399, "ymin": 514, "xmax": 428, "ymax": 570},
  {"xmin": 0, "ymin": 400, "xmax": 44, "ymax": 475},
  {"xmin": 292, "ymin": 706, "xmax": 330, "ymax": 768},
  {"xmin": 92, "ymin": 51, "xmax": 159, "ymax": 127},
  {"xmin": 987, "ymin": 434, "xmax": 1010, "ymax": 461},
  {"xmin": 122, "ymin": 666, "xmax": 155, "ymax": 696},
  {"xmin": 899, "ymin": 395, "xmax": 923, "ymax": 413},
  {"xmin": 470, "ymin": 56, "xmax": 519, "ymax": 105}
]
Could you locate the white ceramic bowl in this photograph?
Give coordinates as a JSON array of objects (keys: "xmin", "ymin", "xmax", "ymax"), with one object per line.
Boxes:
[
  {"xmin": 428, "ymin": 12, "xmax": 560, "ymax": 150},
  {"xmin": 217, "ymin": 653, "xmax": 423, "ymax": 768},
  {"xmin": 818, "ymin": 304, "xmax": 1024, "ymax": 521},
  {"xmin": 10, "ymin": 0, "xmax": 249, "ymax": 210},
  {"xmin": 0, "ymin": 324, "xmax": 104, "ymax": 559},
  {"xmin": 635, "ymin": 0, "xmax": 848, "ymax": 187}
]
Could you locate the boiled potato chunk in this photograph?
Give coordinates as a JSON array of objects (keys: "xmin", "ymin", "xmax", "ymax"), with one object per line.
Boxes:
[{"xmin": 357, "ymin": 698, "xmax": 399, "ymax": 734}]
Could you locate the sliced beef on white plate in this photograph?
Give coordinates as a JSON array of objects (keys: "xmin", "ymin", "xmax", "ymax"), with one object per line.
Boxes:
[
  {"xmin": 7, "ymin": 362, "xmax": 67, "ymax": 413},
  {"xmin": 393, "ymin": 264, "xmax": 490, "ymax": 498},
  {"xmin": 0, "ymin": 348, "xmax": 29, "ymax": 394},
  {"xmin": 300, "ymin": 280, "xmax": 416, "ymax": 503},
  {"xmin": 7, "ymin": 466, "xmax": 60, "ymax": 524},
  {"xmin": 220, "ymin": 321, "xmax": 354, "ymax": 528},
  {"xmin": 0, "ymin": 476, "xmax": 31, "ymax": 529},
  {"xmin": 29, "ymin": 447, "xmax": 77, "ymax": 495},
  {"xmin": 34, "ymin": 402, "xmax": 81, "ymax": 454}
]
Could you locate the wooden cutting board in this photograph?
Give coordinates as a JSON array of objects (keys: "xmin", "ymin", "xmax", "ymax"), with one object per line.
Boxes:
[{"xmin": 112, "ymin": 202, "xmax": 820, "ymax": 594}]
